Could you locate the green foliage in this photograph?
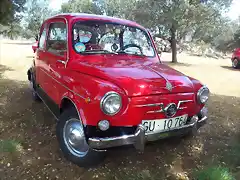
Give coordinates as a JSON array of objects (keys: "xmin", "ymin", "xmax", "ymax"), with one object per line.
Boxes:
[
  {"xmin": 22, "ymin": 0, "xmax": 56, "ymax": 38},
  {"xmin": 233, "ymin": 28, "xmax": 240, "ymax": 48},
  {"xmin": 0, "ymin": 0, "xmax": 26, "ymax": 25},
  {"xmin": 195, "ymin": 166, "xmax": 235, "ymax": 180},
  {"xmin": 61, "ymin": 0, "xmax": 102, "ymax": 15},
  {"xmin": 1, "ymin": 0, "xmax": 236, "ymax": 52},
  {"xmin": 1, "ymin": 22, "xmax": 22, "ymax": 40},
  {"xmin": 0, "ymin": 140, "xmax": 21, "ymax": 153}
]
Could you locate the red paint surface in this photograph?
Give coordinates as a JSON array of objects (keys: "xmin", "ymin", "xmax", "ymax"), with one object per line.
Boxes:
[{"xmin": 232, "ymin": 48, "xmax": 240, "ymax": 62}]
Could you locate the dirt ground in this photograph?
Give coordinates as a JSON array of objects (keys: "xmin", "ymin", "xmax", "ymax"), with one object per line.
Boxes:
[{"xmin": 0, "ymin": 40, "xmax": 240, "ymax": 180}]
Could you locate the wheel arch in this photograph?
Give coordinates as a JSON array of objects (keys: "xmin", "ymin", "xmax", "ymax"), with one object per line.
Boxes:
[
  {"xmin": 60, "ymin": 96, "xmax": 86, "ymax": 122},
  {"xmin": 27, "ymin": 68, "xmax": 32, "ymax": 81},
  {"xmin": 60, "ymin": 96, "xmax": 78, "ymax": 114}
]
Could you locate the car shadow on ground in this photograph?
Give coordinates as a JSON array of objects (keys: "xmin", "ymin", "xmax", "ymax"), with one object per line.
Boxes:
[
  {"xmin": 162, "ymin": 61, "xmax": 192, "ymax": 67},
  {"xmin": 3, "ymin": 42, "xmax": 34, "ymax": 45},
  {"xmin": 221, "ymin": 65, "xmax": 240, "ymax": 71},
  {"xmin": 0, "ymin": 64, "xmax": 240, "ymax": 180},
  {"xmin": 26, "ymin": 55, "xmax": 35, "ymax": 59}
]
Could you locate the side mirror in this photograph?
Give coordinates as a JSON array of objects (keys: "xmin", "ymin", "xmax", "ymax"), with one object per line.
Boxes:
[
  {"xmin": 32, "ymin": 41, "xmax": 38, "ymax": 53},
  {"xmin": 35, "ymin": 35, "xmax": 39, "ymax": 41}
]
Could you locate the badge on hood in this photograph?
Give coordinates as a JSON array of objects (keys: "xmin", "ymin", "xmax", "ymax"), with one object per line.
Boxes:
[{"xmin": 166, "ymin": 81, "xmax": 173, "ymax": 91}]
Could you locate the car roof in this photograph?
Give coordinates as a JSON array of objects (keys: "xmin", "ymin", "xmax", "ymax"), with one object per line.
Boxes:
[{"xmin": 48, "ymin": 13, "xmax": 145, "ymax": 30}]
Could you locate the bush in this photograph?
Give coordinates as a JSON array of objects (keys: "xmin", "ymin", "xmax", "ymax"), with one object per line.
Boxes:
[{"xmin": 195, "ymin": 166, "xmax": 235, "ymax": 180}]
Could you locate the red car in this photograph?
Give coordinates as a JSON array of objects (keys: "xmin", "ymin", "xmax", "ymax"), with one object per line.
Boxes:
[
  {"xmin": 231, "ymin": 48, "xmax": 240, "ymax": 68},
  {"xmin": 27, "ymin": 13, "xmax": 209, "ymax": 167}
]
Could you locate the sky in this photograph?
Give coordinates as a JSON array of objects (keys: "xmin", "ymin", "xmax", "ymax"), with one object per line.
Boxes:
[
  {"xmin": 226, "ymin": 0, "xmax": 240, "ymax": 20},
  {"xmin": 49, "ymin": 0, "xmax": 68, "ymax": 10},
  {"xmin": 49, "ymin": 0, "xmax": 240, "ymax": 20}
]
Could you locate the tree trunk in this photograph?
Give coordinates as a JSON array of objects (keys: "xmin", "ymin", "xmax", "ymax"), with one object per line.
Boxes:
[{"xmin": 170, "ymin": 25, "xmax": 177, "ymax": 63}]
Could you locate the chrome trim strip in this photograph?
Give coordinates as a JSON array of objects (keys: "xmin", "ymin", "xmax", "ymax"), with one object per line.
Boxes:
[
  {"xmin": 177, "ymin": 100, "xmax": 193, "ymax": 109},
  {"xmin": 57, "ymin": 60, "xmax": 67, "ymax": 65},
  {"xmin": 63, "ymin": 17, "xmax": 69, "ymax": 68},
  {"xmin": 40, "ymin": 69, "xmax": 86, "ymax": 100},
  {"xmin": 135, "ymin": 103, "xmax": 163, "ymax": 107},
  {"xmin": 198, "ymin": 116, "xmax": 207, "ymax": 123},
  {"xmin": 147, "ymin": 109, "xmax": 164, "ymax": 113},
  {"xmin": 136, "ymin": 100, "xmax": 193, "ymax": 114}
]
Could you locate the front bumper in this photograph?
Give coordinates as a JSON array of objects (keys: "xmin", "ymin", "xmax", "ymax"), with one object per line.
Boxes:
[{"xmin": 88, "ymin": 116, "xmax": 207, "ymax": 151}]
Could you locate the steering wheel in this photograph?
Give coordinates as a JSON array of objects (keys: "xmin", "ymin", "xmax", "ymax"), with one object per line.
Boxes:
[{"xmin": 122, "ymin": 44, "xmax": 143, "ymax": 55}]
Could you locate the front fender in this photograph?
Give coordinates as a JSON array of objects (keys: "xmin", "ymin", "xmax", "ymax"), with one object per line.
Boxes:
[{"xmin": 59, "ymin": 72, "xmax": 128, "ymax": 126}]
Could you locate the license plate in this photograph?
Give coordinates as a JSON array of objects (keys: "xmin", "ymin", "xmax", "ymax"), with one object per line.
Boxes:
[{"xmin": 142, "ymin": 114, "xmax": 188, "ymax": 134}]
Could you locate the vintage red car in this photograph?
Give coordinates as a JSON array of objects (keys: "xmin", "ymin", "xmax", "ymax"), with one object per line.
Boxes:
[
  {"xmin": 27, "ymin": 13, "xmax": 209, "ymax": 167},
  {"xmin": 231, "ymin": 48, "xmax": 240, "ymax": 68}
]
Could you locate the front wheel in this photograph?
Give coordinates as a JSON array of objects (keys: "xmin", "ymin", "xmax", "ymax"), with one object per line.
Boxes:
[
  {"xmin": 56, "ymin": 107, "xmax": 105, "ymax": 167},
  {"xmin": 232, "ymin": 58, "xmax": 240, "ymax": 69}
]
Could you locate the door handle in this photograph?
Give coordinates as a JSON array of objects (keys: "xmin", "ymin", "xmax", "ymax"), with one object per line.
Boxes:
[{"xmin": 57, "ymin": 60, "xmax": 66, "ymax": 65}]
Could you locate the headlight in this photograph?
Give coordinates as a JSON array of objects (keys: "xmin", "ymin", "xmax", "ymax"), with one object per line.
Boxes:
[
  {"xmin": 100, "ymin": 92, "xmax": 122, "ymax": 115},
  {"xmin": 197, "ymin": 86, "xmax": 209, "ymax": 104}
]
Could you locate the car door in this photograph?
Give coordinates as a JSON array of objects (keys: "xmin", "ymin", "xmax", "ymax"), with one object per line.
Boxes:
[
  {"xmin": 35, "ymin": 24, "xmax": 49, "ymax": 91},
  {"xmin": 44, "ymin": 20, "xmax": 68, "ymax": 104}
]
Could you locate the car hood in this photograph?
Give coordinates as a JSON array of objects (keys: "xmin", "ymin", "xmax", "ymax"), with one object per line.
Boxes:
[{"xmin": 69, "ymin": 55, "xmax": 194, "ymax": 96}]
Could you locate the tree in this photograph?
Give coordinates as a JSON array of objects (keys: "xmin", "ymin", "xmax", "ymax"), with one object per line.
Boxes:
[
  {"xmin": 133, "ymin": 0, "xmax": 233, "ymax": 63},
  {"xmin": 59, "ymin": 0, "xmax": 233, "ymax": 62},
  {"xmin": 0, "ymin": 0, "xmax": 26, "ymax": 38},
  {"xmin": 0, "ymin": 0, "xmax": 26, "ymax": 26},
  {"xmin": 22, "ymin": 0, "xmax": 56, "ymax": 37},
  {"xmin": 61, "ymin": 0, "xmax": 102, "ymax": 14}
]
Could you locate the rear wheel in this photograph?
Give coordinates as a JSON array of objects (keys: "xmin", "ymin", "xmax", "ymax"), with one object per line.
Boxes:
[
  {"xmin": 232, "ymin": 58, "xmax": 240, "ymax": 69},
  {"xmin": 56, "ymin": 107, "xmax": 105, "ymax": 167},
  {"xmin": 29, "ymin": 71, "xmax": 41, "ymax": 101}
]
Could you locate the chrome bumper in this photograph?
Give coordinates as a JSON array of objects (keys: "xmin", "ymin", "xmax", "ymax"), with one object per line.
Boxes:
[{"xmin": 88, "ymin": 116, "xmax": 207, "ymax": 151}]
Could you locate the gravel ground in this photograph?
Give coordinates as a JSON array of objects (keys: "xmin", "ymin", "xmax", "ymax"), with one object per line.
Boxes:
[{"xmin": 0, "ymin": 40, "xmax": 240, "ymax": 180}]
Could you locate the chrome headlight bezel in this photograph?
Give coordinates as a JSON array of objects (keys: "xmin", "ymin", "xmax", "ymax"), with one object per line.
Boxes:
[
  {"xmin": 100, "ymin": 91, "xmax": 122, "ymax": 116},
  {"xmin": 197, "ymin": 86, "xmax": 210, "ymax": 104}
]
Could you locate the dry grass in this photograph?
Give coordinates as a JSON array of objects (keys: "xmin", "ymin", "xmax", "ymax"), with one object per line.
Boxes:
[{"xmin": 0, "ymin": 40, "xmax": 240, "ymax": 180}]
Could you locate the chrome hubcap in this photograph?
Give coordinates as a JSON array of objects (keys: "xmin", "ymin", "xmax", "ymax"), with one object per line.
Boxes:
[
  {"xmin": 63, "ymin": 119, "xmax": 89, "ymax": 157},
  {"xmin": 233, "ymin": 59, "xmax": 238, "ymax": 67}
]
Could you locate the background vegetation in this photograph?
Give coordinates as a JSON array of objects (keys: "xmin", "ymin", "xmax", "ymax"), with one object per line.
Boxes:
[{"xmin": 1, "ymin": 0, "xmax": 240, "ymax": 62}]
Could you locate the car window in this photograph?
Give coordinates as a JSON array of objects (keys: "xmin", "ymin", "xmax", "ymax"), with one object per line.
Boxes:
[
  {"xmin": 46, "ymin": 22, "xmax": 67, "ymax": 56},
  {"xmin": 99, "ymin": 33, "xmax": 120, "ymax": 52},
  {"xmin": 72, "ymin": 21, "xmax": 155, "ymax": 57},
  {"xmin": 123, "ymin": 28, "xmax": 154, "ymax": 56},
  {"xmin": 39, "ymin": 27, "xmax": 47, "ymax": 50}
]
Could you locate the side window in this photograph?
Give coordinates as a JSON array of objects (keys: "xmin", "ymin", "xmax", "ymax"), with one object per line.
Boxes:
[
  {"xmin": 39, "ymin": 27, "xmax": 47, "ymax": 50},
  {"xmin": 46, "ymin": 22, "xmax": 67, "ymax": 56}
]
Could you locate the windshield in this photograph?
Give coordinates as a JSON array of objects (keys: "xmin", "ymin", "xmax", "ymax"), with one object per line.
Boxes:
[{"xmin": 72, "ymin": 21, "xmax": 155, "ymax": 57}]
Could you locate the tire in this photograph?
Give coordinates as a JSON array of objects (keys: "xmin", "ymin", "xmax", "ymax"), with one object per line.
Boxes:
[
  {"xmin": 232, "ymin": 58, "xmax": 240, "ymax": 69},
  {"xmin": 56, "ymin": 107, "xmax": 105, "ymax": 167},
  {"xmin": 29, "ymin": 72, "xmax": 41, "ymax": 102}
]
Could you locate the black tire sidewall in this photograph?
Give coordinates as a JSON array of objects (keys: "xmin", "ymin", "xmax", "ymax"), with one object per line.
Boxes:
[
  {"xmin": 30, "ymin": 72, "xmax": 41, "ymax": 101},
  {"xmin": 56, "ymin": 107, "xmax": 105, "ymax": 167},
  {"xmin": 233, "ymin": 58, "xmax": 240, "ymax": 69}
]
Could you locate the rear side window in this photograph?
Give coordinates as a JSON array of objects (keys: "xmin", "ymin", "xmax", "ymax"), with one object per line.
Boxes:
[
  {"xmin": 39, "ymin": 27, "xmax": 47, "ymax": 50},
  {"xmin": 46, "ymin": 22, "xmax": 67, "ymax": 56}
]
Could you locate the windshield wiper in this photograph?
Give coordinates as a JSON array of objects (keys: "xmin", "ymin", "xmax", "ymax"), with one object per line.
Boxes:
[{"xmin": 80, "ymin": 49, "xmax": 118, "ymax": 55}]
